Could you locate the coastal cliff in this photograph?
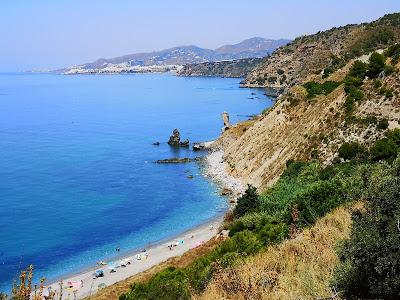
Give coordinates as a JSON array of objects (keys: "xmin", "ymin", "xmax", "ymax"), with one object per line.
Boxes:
[
  {"xmin": 177, "ymin": 57, "xmax": 265, "ymax": 78},
  {"xmin": 241, "ymin": 13, "xmax": 400, "ymax": 96},
  {"xmin": 217, "ymin": 13, "xmax": 400, "ymax": 189}
]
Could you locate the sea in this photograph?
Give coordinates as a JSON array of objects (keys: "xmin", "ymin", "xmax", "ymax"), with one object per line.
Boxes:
[{"xmin": 0, "ymin": 72, "xmax": 272, "ymax": 292}]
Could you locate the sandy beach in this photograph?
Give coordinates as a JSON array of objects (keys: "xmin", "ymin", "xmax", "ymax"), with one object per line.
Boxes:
[
  {"xmin": 41, "ymin": 148, "xmax": 243, "ymax": 300},
  {"xmin": 44, "ymin": 217, "xmax": 223, "ymax": 300}
]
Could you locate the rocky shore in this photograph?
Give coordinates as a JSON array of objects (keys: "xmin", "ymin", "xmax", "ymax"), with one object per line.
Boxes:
[{"xmin": 203, "ymin": 149, "xmax": 245, "ymax": 200}]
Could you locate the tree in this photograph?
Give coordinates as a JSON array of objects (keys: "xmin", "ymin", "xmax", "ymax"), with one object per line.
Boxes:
[{"xmin": 233, "ymin": 185, "xmax": 260, "ymax": 218}]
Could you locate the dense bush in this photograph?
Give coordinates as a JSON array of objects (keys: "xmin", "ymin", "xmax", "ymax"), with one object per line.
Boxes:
[
  {"xmin": 120, "ymin": 267, "xmax": 190, "ymax": 300},
  {"xmin": 338, "ymin": 142, "xmax": 368, "ymax": 160},
  {"xmin": 349, "ymin": 27, "xmax": 395, "ymax": 57},
  {"xmin": 377, "ymin": 118, "xmax": 389, "ymax": 130},
  {"xmin": 370, "ymin": 138, "xmax": 398, "ymax": 161},
  {"xmin": 333, "ymin": 157, "xmax": 400, "ymax": 299},
  {"xmin": 348, "ymin": 60, "xmax": 368, "ymax": 79},
  {"xmin": 368, "ymin": 52, "xmax": 386, "ymax": 78},
  {"xmin": 303, "ymin": 81, "xmax": 341, "ymax": 98},
  {"xmin": 385, "ymin": 43, "xmax": 400, "ymax": 64}
]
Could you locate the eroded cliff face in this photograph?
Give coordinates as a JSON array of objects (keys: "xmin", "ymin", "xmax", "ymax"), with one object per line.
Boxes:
[
  {"xmin": 216, "ymin": 57, "xmax": 400, "ymax": 190},
  {"xmin": 215, "ymin": 88, "xmax": 346, "ymax": 188}
]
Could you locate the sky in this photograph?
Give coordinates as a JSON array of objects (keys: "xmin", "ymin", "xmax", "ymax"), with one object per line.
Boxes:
[{"xmin": 1, "ymin": 0, "xmax": 400, "ymax": 71}]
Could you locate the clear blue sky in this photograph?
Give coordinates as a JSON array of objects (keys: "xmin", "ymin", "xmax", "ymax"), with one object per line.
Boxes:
[{"xmin": 1, "ymin": 0, "xmax": 400, "ymax": 71}]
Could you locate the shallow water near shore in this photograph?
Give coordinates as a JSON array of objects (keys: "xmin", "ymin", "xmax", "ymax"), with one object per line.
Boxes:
[{"xmin": 0, "ymin": 73, "xmax": 272, "ymax": 291}]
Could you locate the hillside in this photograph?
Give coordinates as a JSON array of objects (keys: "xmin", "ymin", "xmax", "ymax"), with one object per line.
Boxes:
[
  {"xmin": 177, "ymin": 57, "xmax": 265, "ymax": 78},
  {"xmin": 61, "ymin": 38, "xmax": 289, "ymax": 74},
  {"xmin": 114, "ymin": 13, "xmax": 400, "ymax": 300},
  {"xmin": 242, "ymin": 13, "xmax": 400, "ymax": 96},
  {"xmin": 218, "ymin": 13, "xmax": 400, "ymax": 189}
]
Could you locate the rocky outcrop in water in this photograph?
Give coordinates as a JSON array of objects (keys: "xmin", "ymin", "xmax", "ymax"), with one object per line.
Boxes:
[
  {"xmin": 168, "ymin": 128, "xmax": 189, "ymax": 147},
  {"xmin": 156, "ymin": 157, "xmax": 201, "ymax": 163}
]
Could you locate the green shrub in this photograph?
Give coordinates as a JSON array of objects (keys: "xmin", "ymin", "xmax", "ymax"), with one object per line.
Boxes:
[
  {"xmin": 344, "ymin": 97, "xmax": 355, "ymax": 115},
  {"xmin": 386, "ymin": 128, "xmax": 400, "ymax": 145},
  {"xmin": 322, "ymin": 67, "xmax": 334, "ymax": 79},
  {"xmin": 233, "ymin": 185, "xmax": 260, "ymax": 218},
  {"xmin": 303, "ymin": 81, "xmax": 341, "ymax": 98},
  {"xmin": 333, "ymin": 157, "xmax": 400, "ymax": 299},
  {"xmin": 284, "ymin": 160, "xmax": 308, "ymax": 178},
  {"xmin": 218, "ymin": 230, "xmax": 263, "ymax": 256},
  {"xmin": 277, "ymin": 69, "xmax": 284, "ymax": 75},
  {"xmin": 257, "ymin": 221, "xmax": 288, "ymax": 245},
  {"xmin": 349, "ymin": 27, "xmax": 395, "ymax": 57},
  {"xmin": 121, "ymin": 267, "xmax": 190, "ymax": 300},
  {"xmin": 385, "ymin": 89, "xmax": 394, "ymax": 98},
  {"xmin": 370, "ymin": 138, "xmax": 398, "ymax": 161},
  {"xmin": 346, "ymin": 87, "xmax": 364, "ymax": 102},
  {"xmin": 385, "ymin": 43, "xmax": 400, "ymax": 64},
  {"xmin": 368, "ymin": 52, "xmax": 386, "ymax": 78},
  {"xmin": 338, "ymin": 142, "xmax": 368, "ymax": 160},
  {"xmin": 344, "ymin": 76, "xmax": 363, "ymax": 90},
  {"xmin": 384, "ymin": 64, "xmax": 395, "ymax": 75},
  {"xmin": 373, "ymin": 79, "xmax": 382, "ymax": 89},
  {"xmin": 294, "ymin": 180, "xmax": 345, "ymax": 226},
  {"xmin": 348, "ymin": 60, "xmax": 368, "ymax": 79},
  {"xmin": 377, "ymin": 118, "xmax": 389, "ymax": 130}
]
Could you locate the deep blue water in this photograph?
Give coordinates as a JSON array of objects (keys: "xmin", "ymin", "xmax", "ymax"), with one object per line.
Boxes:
[{"xmin": 0, "ymin": 73, "xmax": 271, "ymax": 292}]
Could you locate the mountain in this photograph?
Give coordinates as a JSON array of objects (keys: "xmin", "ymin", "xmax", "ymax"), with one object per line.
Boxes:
[
  {"xmin": 61, "ymin": 38, "xmax": 289, "ymax": 74},
  {"xmin": 215, "ymin": 37, "xmax": 288, "ymax": 57},
  {"xmin": 242, "ymin": 13, "xmax": 400, "ymax": 96}
]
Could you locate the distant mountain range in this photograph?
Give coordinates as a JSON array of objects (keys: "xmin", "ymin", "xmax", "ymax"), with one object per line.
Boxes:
[{"xmin": 61, "ymin": 37, "xmax": 290, "ymax": 74}]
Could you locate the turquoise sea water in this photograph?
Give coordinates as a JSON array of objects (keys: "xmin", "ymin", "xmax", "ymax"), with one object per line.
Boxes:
[{"xmin": 0, "ymin": 73, "xmax": 272, "ymax": 292}]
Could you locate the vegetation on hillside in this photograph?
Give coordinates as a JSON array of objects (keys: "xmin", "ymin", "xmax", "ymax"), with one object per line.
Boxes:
[
  {"xmin": 244, "ymin": 13, "xmax": 400, "ymax": 92},
  {"xmin": 120, "ymin": 150, "xmax": 395, "ymax": 299}
]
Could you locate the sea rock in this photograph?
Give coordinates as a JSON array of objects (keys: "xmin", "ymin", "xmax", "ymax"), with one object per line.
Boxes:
[
  {"xmin": 222, "ymin": 111, "xmax": 230, "ymax": 131},
  {"xmin": 168, "ymin": 129, "xmax": 190, "ymax": 147},
  {"xmin": 180, "ymin": 139, "xmax": 189, "ymax": 147},
  {"xmin": 219, "ymin": 187, "xmax": 233, "ymax": 196},
  {"xmin": 152, "ymin": 142, "xmax": 160, "ymax": 146},
  {"xmin": 193, "ymin": 142, "xmax": 206, "ymax": 151},
  {"xmin": 168, "ymin": 128, "xmax": 181, "ymax": 146},
  {"xmin": 156, "ymin": 157, "xmax": 201, "ymax": 163}
]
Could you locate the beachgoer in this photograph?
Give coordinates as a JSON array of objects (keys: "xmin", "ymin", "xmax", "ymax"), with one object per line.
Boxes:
[{"xmin": 81, "ymin": 280, "xmax": 83, "ymax": 288}]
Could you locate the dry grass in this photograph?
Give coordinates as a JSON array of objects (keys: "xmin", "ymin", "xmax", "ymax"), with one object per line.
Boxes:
[
  {"xmin": 84, "ymin": 237, "xmax": 222, "ymax": 300},
  {"xmin": 198, "ymin": 204, "xmax": 356, "ymax": 300}
]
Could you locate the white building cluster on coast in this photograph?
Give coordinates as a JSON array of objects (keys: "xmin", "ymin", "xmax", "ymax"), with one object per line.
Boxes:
[{"xmin": 64, "ymin": 63, "xmax": 184, "ymax": 74}]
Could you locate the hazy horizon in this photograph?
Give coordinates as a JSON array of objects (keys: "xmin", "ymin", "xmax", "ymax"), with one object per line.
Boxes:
[{"xmin": 1, "ymin": 0, "xmax": 400, "ymax": 71}]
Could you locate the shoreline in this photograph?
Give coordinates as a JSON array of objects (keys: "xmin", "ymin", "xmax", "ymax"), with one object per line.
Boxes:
[
  {"xmin": 45, "ymin": 215, "xmax": 224, "ymax": 299},
  {"xmin": 42, "ymin": 147, "xmax": 243, "ymax": 300}
]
